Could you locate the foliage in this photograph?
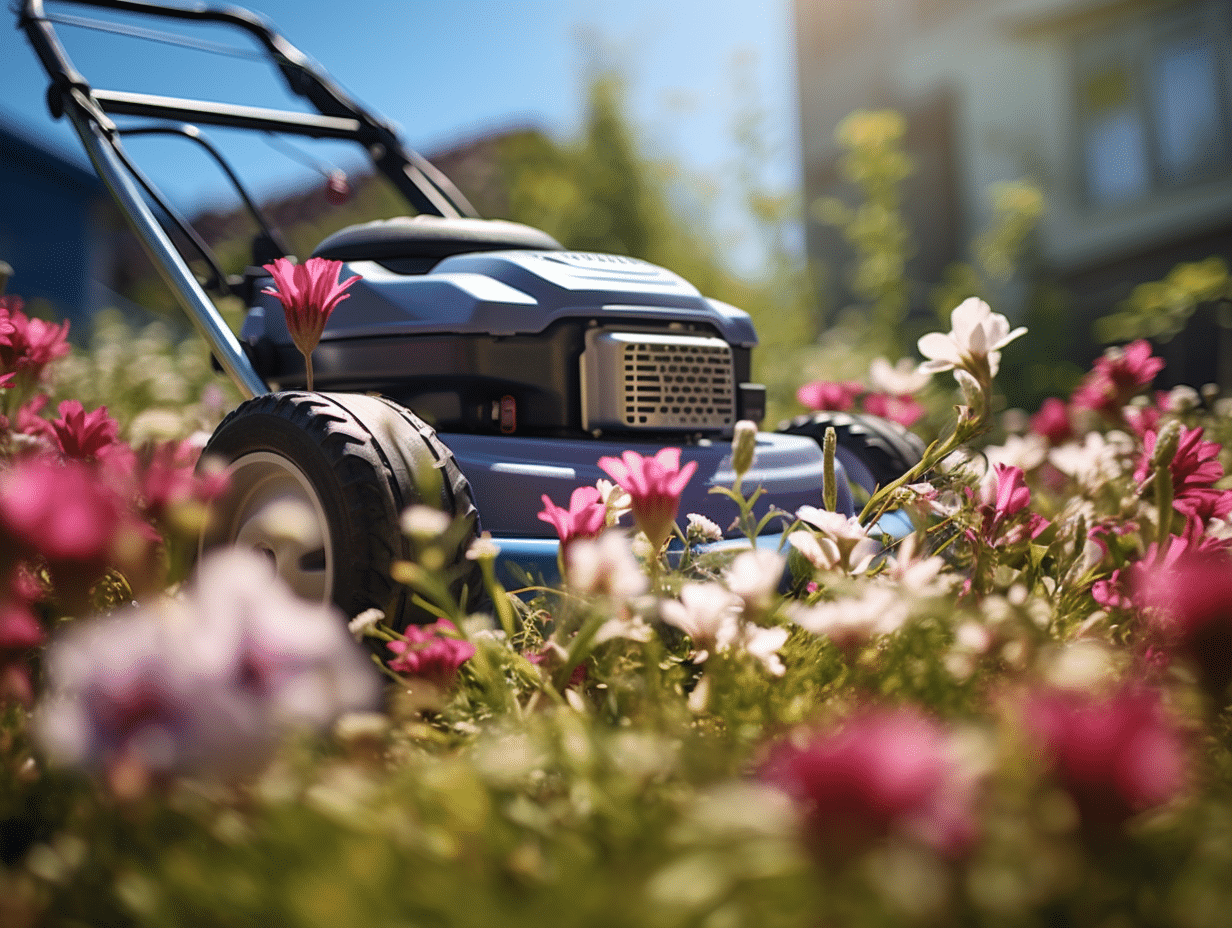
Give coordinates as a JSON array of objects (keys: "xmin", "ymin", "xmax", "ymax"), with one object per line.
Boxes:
[
  {"xmin": 490, "ymin": 73, "xmax": 816, "ymax": 428},
  {"xmin": 1096, "ymin": 256, "xmax": 1232, "ymax": 346},
  {"xmin": 50, "ymin": 309, "xmax": 239, "ymax": 444},
  {"xmin": 811, "ymin": 111, "xmax": 915, "ymax": 350},
  {"xmin": 4, "ymin": 288, "xmax": 1232, "ymax": 926}
]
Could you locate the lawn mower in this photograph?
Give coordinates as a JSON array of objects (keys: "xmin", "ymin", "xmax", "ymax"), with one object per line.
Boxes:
[{"xmin": 19, "ymin": 0, "xmax": 922, "ymax": 627}]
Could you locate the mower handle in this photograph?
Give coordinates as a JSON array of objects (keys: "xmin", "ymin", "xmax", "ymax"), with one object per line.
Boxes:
[{"xmin": 17, "ymin": 0, "xmax": 485, "ymax": 398}]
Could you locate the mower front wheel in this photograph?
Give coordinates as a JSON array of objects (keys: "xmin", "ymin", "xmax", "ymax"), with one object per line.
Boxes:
[{"xmin": 200, "ymin": 391, "xmax": 481, "ymax": 629}]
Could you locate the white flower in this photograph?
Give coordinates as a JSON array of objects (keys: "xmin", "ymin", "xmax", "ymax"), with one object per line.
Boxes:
[
  {"xmin": 595, "ymin": 478, "xmax": 632, "ymax": 527},
  {"xmin": 465, "ymin": 532, "xmax": 501, "ymax": 561},
  {"xmin": 347, "ymin": 608, "xmax": 384, "ymax": 641},
  {"xmin": 787, "ymin": 530, "xmax": 840, "ymax": 571},
  {"xmin": 1206, "ymin": 516, "xmax": 1232, "ymax": 541},
  {"xmin": 35, "ymin": 549, "xmax": 381, "ymax": 779},
  {"xmin": 795, "ymin": 506, "xmax": 877, "ymax": 574},
  {"xmin": 594, "ymin": 613, "xmax": 655, "ymax": 645},
  {"xmin": 724, "ymin": 549, "xmax": 786, "ymax": 616},
  {"xmin": 1041, "ymin": 641, "xmax": 1116, "ymax": 691},
  {"xmin": 869, "ymin": 356, "xmax": 931, "ymax": 396},
  {"xmin": 686, "ymin": 513, "xmax": 723, "ymax": 544},
  {"xmin": 796, "ymin": 506, "xmax": 866, "ymax": 543},
  {"xmin": 660, "ymin": 582, "xmax": 742, "ymax": 662},
  {"xmin": 787, "ymin": 584, "xmax": 909, "ymax": 652},
  {"xmin": 1163, "ymin": 385, "xmax": 1201, "ymax": 413},
  {"xmin": 917, "ymin": 297, "xmax": 1026, "ymax": 379},
  {"xmin": 566, "ymin": 531, "xmax": 648, "ymax": 604},
  {"xmin": 892, "ymin": 482, "xmax": 952, "ymax": 519},
  {"xmin": 881, "ymin": 535, "xmax": 952, "ymax": 597},
  {"xmin": 400, "ymin": 504, "xmax": 451, "ymax": 539},
  {"xmin": 984, "ymin": 433, "xmax": 1048, "ymax": 473},
  {"xmin": 1048, "ymin": 430, "xmax": 1133, "ymax": 489},
  {"xmin": 661, "ymin": 581, "xmax": 788, "ymax": 675},
  {"xmin": 740, "ymin": 625, "xmax": 789, "ymax": 677}
]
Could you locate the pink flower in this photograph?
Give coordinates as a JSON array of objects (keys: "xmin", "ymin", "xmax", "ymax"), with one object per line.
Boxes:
[
  {"xmin": 1025, "ymin": 686, "xmax": 1187, "ymax": 837},
  {"xmin": 0, "ymin": 296, "xmax": 70, "ymax": 382},
  {"xmin": 0, "ymin": 297, "xmax": 18, "ymax": 345},
  {"xmin": 761, "ymin": 708, "xmax": 978, "ymax": 861},
  {"xmin": 982, "ymin": 463, "xmax": 1031, "ymax": 516},
  {"xmin": 1070, "ymin": 340, "xmax": 1164, "ymax": 420},
  {"xmin": 0, "ymin": 455, "xmax": 150, "ymax": 613},
  {"xmin": 1030, "ymin": 398, "xmax": 1073, "ymax": 446},
  {"xmin": 862, "ymin": 392, "xmax": 925, "ymax": 428},
  {"xmin": 526, "ymin": 644, "xmax": 587, "ymax": 687},
  {"xmin": 538, "ymin": 486, "xmax": 607, "ymax": 550},
  {"xmin": 1136, "ymin": 551, "xmax": 1232, "ymax": 697},
  {"xmin": 50, "ymin": 400, "xmax": 120, "ymax": 460},
  {"xmin": 0, "ymin": 601, "xmax": 44, "ymax": 706},
  {"xmin": 0, "ymin": 455, "xmax": 124, "ymax": 565},
  {"xmin": 971, "ymin": 464, "xmax": 1048, "ymax": 546},
  {"xmin": 1091, "ymin": 570, "xmax": 1132, "ymax": 611},
  {"xmin": 1182, "ymin": 488, "xmax": 1232, "ymax": 529},
  {"xmin": 13, "ymin": 394, "xmax": 55, "ymax": 446},
  {"xmin": 597, "ymin": 447, "xmax": 698, "ymax": 551},
  {"xmin": 127, "ymin": 440, "xmax": 229, "ymax": 528},
  {"xmin": 1135, "ymin": 426, "xmax": 1224, "ymax": 518},
  {"xmin": 796, "ymin": 380, "xmax": 863, "ymax": 411},
  {"xmin": 324, "ymin": 170, "xmax": 351, "ymax": 205},
  {"xmin": 262, "ymin": 257, "xmax": 360, "ymax": 389},
  {"xmin": 1123, "ymin": 403, "xmax": 1162, "ymax": 439},
  {"xmin": 386, "ymin": 619, "xmax": 475, "ymax": 686}
]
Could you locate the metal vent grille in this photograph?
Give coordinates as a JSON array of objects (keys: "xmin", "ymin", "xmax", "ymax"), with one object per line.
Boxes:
[{"xmin": 582, "ymin": 330, "xmax": 735, "ymax": 431}]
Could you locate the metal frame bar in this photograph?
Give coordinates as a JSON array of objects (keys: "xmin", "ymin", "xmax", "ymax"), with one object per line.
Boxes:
[
  {"xmin": 66, "ymin": 99, "xmax": 269, "ymax": 397},
  {"xmin": 17, "ymin": 0, "xmax": 492, "ymax": 399},
  {"xmin": 93, "ymin": 89, "xmax": 364, "ymax": 139}
]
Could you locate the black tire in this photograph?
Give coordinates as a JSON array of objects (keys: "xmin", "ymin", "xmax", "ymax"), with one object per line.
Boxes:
[
  {"xmin": 200, "ymin": 391, "xmax": 481, "ymax": 628},
  {"xmin": 778, "ymin": 410, "xmax": 926, "ymax": 496}
]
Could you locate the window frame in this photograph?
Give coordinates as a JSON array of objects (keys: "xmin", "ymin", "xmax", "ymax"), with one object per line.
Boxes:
[{"xmin": 1071, "ymin": 0, "xmax": 1232, "ymax": 212}]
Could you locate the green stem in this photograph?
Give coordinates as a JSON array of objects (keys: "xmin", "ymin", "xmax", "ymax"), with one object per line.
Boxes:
[
  {"xmin": 823, "ymin": 426, "xmax": 837, "ymax": 512},
  {"xmin": 857, "ymin": 372, "xmax": 993, "ymax": 527}
]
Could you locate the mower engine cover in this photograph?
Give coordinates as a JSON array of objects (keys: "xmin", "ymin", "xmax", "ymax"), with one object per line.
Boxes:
[{"xmin": 239, "ymin": 215, "xmax": 850, "ymax": 543}]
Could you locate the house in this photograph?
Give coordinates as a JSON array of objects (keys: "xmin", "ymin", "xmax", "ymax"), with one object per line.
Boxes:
[
  {"xmin": 794, "ymin": 0, "xmax": 1232, "ymax": 387},
  {"xmin": 0, "ymin": 116, "xmax": 130, "ymax": 324}
]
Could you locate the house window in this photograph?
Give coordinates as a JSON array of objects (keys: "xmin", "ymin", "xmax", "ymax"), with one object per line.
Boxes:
[{"xmin": 1075, "ymin": 1, "xmax": 1232, "ymax": 209}]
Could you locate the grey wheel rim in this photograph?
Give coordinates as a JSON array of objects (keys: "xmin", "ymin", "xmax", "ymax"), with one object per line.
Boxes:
[{"xmin": 205, "ymin": 451, "xmax": 334, "ymax": 603}]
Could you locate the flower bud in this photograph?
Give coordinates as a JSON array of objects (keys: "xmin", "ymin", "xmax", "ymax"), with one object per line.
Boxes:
[
  {"xmin": 1151, "ymin": 420, "xmax": 1183, "ymax": 472},
  {"xmin": 822, "ymin": 426, "xmax": 838, "ymax": 512},
  {"xmin": 325, "ymin": 170, "xmax": 351, "ymax": 204},
  {"xmin": 348, "ymin": 608, "xmax": 384, "ymax": 641},
  {"xmin": 732, "ymin": 420, "xmax": 758, "ymax": 481},
  {"xmin": 1164, "ymin": 385, "xmax": 1200, "ymax": 413},
  {"xmin": 955, "ymin": 369, "xmax": 982, "ymax": 409},
  {"xmin": 465, "ymin": 532, "xmax": 500, "ymax": 563},
  {"xmin": 401, "ymin": 504, "xmax": 451, "ymax": 540}
]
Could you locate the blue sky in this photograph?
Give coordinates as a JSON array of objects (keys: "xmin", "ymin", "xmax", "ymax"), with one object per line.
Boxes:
[{"xmin": 2, "ymin": 0, "xmax": 800, "ymax": 259}]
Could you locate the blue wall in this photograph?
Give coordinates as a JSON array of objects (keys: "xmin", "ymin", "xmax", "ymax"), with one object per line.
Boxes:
[{"xmin": 0, "ymin": 119, "xmax": 108, "ymax": 323}]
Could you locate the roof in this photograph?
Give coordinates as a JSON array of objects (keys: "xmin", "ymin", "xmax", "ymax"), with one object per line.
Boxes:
[{"xmin": 0, "ymin": 113, "xmax": 104, "ymax": 195}]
